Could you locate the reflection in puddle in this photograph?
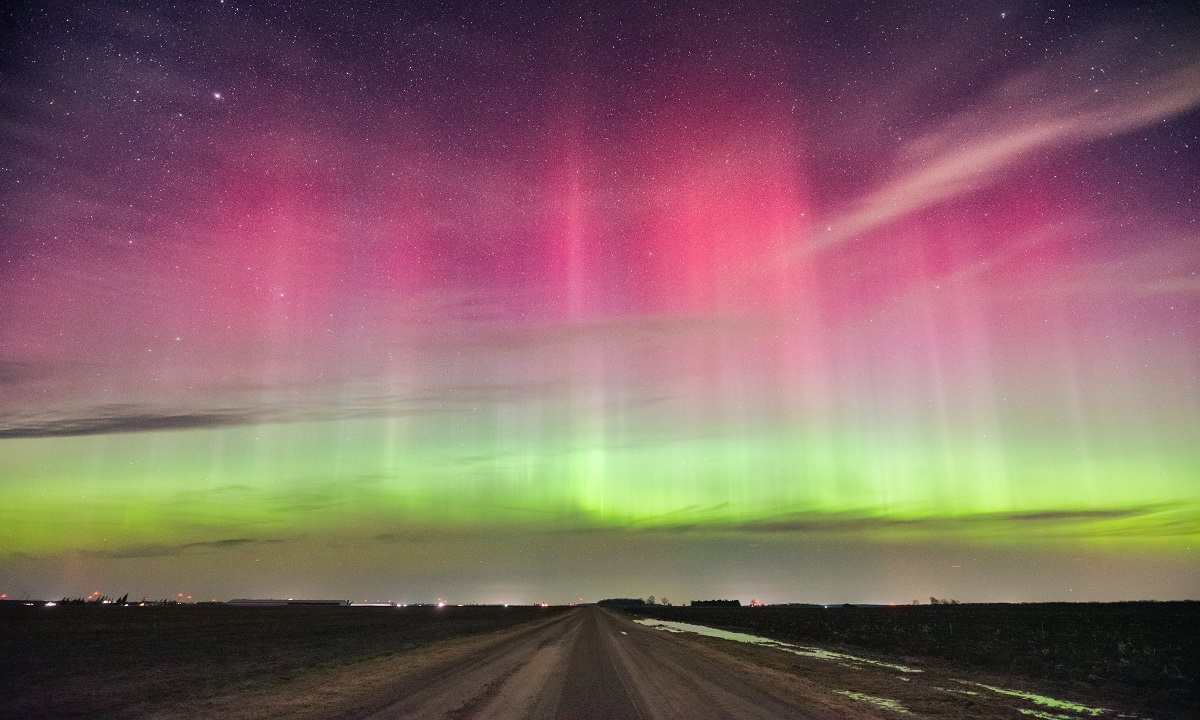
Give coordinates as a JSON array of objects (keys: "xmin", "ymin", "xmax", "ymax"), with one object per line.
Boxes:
[
  {"xmin": 633, "ymin": 618, "xmax": 922, "ymax": 673},
  {"xmin": 934, "ymin": 686, "xmax": 979, "ymax": 696},
  {"xmin": 836, "ymin": 690, "xmax": 912, "ymax": 714},
  {"xmin": 634, "ymin": 618, "xmax": 1139, "ymax": 719},
  {"xmin": 1018, "ymin": 710, "xmax": 1076, "ymax": 720},
  {"xmin": 963, "ymin": 681, "xmax": 1108, "ymax": 716}
]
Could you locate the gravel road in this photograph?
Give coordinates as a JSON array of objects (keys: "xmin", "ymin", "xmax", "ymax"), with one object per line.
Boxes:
[{"xmin": 364, "ymin": 605, "xmax": 816, "ymax": 719}]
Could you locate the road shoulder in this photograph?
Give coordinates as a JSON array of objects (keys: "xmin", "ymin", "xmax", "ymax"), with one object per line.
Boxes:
[{"xmin": 134, "ymin": 609, "xmax": 578, "ymax": 720}]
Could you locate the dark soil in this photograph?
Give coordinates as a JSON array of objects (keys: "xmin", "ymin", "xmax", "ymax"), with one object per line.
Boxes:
[
  {"xmin": 0, "ymin": 603, "xmax": 566, "ymax": 719},
  {"xmin": 623, "ymin": 601, "xmax": 1199, "ymax": 717}
]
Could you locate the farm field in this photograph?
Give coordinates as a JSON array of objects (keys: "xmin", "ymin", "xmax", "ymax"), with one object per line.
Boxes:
[
  {"xmin": 4, "ymin": 601, "xmax": 1196, "ymax": 718},
  {"xmin": 624, "ymin": 602, "xmax": 1199, "ymax": 718},
  {"xmin": 0, "ymin": 603, "xmax": 566, "ymax": 719}
]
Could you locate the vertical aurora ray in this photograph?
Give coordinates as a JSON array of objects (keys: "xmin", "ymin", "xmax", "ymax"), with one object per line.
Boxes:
[{"xmin": 1, "ymin": 1, "xmax": 1198, "ymax": 603}]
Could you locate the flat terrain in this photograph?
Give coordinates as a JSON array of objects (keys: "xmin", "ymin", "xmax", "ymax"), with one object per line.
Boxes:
[
  {"xmin": 0, "ymin": 603, "xmax": 565, "ymax": 719},
  {"xmin": 363, "ymin": 604, "xmax": 818, "ymax": 719},
  {"xmin": 627, "ymin": 602, "xmax": 1199, "ymax": 719},
  {"xmin": 3, "ymin": 602, "xmax": 1195, "ymax": 718}
]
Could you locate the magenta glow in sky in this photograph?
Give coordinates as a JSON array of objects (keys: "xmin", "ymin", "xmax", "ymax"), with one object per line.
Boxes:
[{"xmin": 1, "ymin": 1, "xmax": 1198, "ymax": 604}]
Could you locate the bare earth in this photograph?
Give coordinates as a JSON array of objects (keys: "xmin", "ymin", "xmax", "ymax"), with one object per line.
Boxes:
[
  {"xmin": 364, "ymin": 605, "xmax": 819, "ymax": 719},
  {"xmin": 24, "ymin": 604, "xmax": 1168, "ymax": 719},
  {"xmin": 355, "ymin": 605, "xmax": 1154, "ymax": 720}
]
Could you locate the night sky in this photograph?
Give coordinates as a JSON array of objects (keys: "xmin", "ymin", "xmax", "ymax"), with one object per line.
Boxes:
[{"xmin": 2, "ymin": 1, "xmax": 1198, "ymax": 605}]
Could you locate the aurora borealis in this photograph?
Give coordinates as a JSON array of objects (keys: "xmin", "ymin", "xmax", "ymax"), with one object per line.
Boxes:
[{"xmin": 2, "ymin": 1, "xmax": 1198, "ymax": 605}]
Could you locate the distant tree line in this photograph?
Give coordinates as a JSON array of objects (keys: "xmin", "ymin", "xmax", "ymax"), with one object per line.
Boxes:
[
  {"xmin": 57, "ymin": 594, "xmax": 188, "ymax": 606},
  {"xmin": 597, "ymin": 596, "xmax": 673, "ymax": 607},
  {"xmin": 691, "ymin": 599, "xmax": 741, "ymax": 607},
  {"xmin": 58, "ymin": 594, "xmax": 130, "ymax": 605}
]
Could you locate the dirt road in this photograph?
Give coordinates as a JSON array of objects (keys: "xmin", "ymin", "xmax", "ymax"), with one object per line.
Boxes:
[{"xmin": 364, "ymin": 605, "xmax": 816, "ymax": 719}]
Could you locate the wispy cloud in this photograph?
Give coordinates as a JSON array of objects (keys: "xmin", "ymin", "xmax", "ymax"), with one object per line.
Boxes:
[
  {"xmin": 636, "ymin": 504, "xmax": 1199, "ymax": 540},
  {"xmin": 781, "ymin": 33, "xmax": 1200, "ymax": 265},
  {"xmin": 0, "ymin": 312, "xmax": 752, "ymax": 437},
  {"xmin": 442, "ymin": 313, "xmax": 774, "ymax": 353},
  {"xmin": 0, "ymin": 409, "xmax": 254, "ymax": 439},
  {"xmin": 0, "ymin": 360, "xmax": 42, "ymax": 386},
  {"xmin": 78, "ymin": 537, "xmax": 285, "ymax": 560}
]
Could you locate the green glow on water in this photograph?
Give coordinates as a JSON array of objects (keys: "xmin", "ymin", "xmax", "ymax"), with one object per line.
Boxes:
[
  {"xmin": 835, "ymin": 691, "xmax": 912, "ymax": 714},
  {"xmin": 975, "ymin": 683, "xmax": 1107, "ymax": 716},
  {"xmin": 635, "ymin": 619, "xmax": 922, "ymax": 672},
  {"xmin": 1016, "ymin": 711, "xmax": 1074, "ymax": 720}
]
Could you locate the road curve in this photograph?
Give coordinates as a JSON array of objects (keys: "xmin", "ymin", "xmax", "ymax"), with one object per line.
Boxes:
[{"xmin": 363, "ymin": 605, "xmax": 816, "ymax": 719}]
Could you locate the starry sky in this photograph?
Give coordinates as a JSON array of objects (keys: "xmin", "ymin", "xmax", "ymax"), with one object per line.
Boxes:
[{"xmin": 1, "ymin": 0, "xmax": 1198, "ymax": 605}]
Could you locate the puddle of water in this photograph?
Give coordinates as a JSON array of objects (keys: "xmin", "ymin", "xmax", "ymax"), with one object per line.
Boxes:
[
  {"xmin": 1018, "ymin": 710, "xmax": 1075, "ymax": 720},
  {"xmin": 934, "ymin": 686, "xmax": 979, "ymax": 696},
  {"xmin": 633, "ymin": 618, "xmax": 922, "ymax": 673},
  {"xmin": 836, "ymin": 690, "xmax": 912, "ymax": 714},
  {"xmin": 958, "ymin": 680, "xmax": 1108, "ymax": 716}
]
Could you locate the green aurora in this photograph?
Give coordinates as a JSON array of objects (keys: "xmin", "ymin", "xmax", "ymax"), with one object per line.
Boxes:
[{"xmin": 2, "ymin": 1, "xmax": 1200, "ymax": 604}]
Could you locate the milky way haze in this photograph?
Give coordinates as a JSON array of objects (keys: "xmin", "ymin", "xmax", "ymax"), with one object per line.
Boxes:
[{"xmin": 2, "ymin": 1, "xmax": 1198, "ymax": 604}]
